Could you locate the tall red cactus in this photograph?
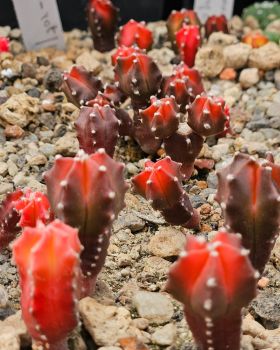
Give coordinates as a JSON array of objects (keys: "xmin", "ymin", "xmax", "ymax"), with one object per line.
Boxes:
[
  {"xmin": 166, "ymin": 231, "xmax": 257, "ymax": 350},
  {"xmin": 13, "ymin": 220, "xmax": 82, "ymax": 350},
  {"xmin": 176, "ymin": 25, "xmax": 201, "ymax": 67},
  {"xmin": 117, "ymin": 20, "xmax": 153, "ymax": 50},
  {"xmin": 205, "ymin": 15, "xmax": 229, "ymax": 38}
]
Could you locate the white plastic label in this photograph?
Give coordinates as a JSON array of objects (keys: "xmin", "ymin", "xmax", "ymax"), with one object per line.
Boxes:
[
  {"xmin": 194, "ymin": 0, "xmax": 235, "ymax": 22},
  {"xmin": 12, "ymin": 0, "xmax": 65, "ymax": 51}
]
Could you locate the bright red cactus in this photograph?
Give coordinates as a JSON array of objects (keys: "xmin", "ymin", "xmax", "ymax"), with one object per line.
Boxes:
[
  {"xmin": 132, "ymin": 157, "xmax": 199, "ymax": 229},
  {"xmin": 13, "ymin": 220, "xmax": 82, "ymax": 350},
  {"xmin": 111, "ymin": 45, "xmax": 142, "ymax": 66},
  {"xmin": 44, "ymin": 149, "xmax": 128, "ymax": 295},
  {"xmin": 205, "ymin": 15, "xmax": 229, "ymax": 38},
  {"xmin": 88, "ymin": 0, "xmax": 119, "ymax": 52},
  {"xmin": 187, "ymin": 95, "xmax": 229, "ymax": 137},
  {"xmin": 117, "ymin": 20, "xmax": 153, "ymax": 50},
  {"xmin": 0, "ymin": 37, "xmax": 9, "ymax": 52},
  {"xmin": 62, "ymin": 65, "xmax": 103, "ymax": 107},
  {"xmin": 114, "ymin": 52, "xmax": 162, "ymax": 108},
  {"xmin": 216, "ymin": 153, "xmax": 280, "ymax": 273},
  {"xmin": 176, "ymin": 25, "xmax": 201, "ymax": 67},
  {"xmin": 166, "ymin": 231, "xmax": 257, "ymax": 350}
]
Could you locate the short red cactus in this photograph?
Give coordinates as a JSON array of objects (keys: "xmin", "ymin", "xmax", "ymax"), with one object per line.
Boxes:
[
  {"xmin": 242, "ymin": 32, "xmax": 269, "ymax": 48},
  {"xmin": 166, "ymin": 231, "xmax": 257, "ymax": 350},
  {"xmin": 176, "ymin": 25, "xmax": 201, "ymax": 67},
  {"xmin": 205, "ymin": 15, "xmax": 229, "ymax": 38},
  {"xmin": 44, "ymin": 149, "xmax": 128, "ymax": 294},
  {"xmin": 132, "ymin": 157, "xmax": 199, "ymax": 229},
  {"xmin": 216, "ymin": 153, "xmax": 280, "ymax": 273},
  {"xmin": 0, "ymin": 37, "xmax": 9, "ymax": 52},
  {"xmin": 62, "ymin": 65, "xmax": 103, "ymax": 107},
  {"xmin": 117, "ymin": 20, "xmax": 153, "ymax": 50},
  {"xmin": 88, "ymin": 0, "xmax": 119, "ymax": 52},
  {"xmin": 13, "ymin": 220, "xmax": 81, "ymax": 350},
  {"xmin": 187, "ymin": 95, "xmax": 229, "ymax": 137},
  {"xmin": 111, "ymin": 45, "xmax": 142, "ymax": 66}
]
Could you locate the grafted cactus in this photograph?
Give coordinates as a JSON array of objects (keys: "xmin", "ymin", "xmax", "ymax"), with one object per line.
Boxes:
[
  {"xmin": 176, "ymin": 25, "xmax": 201, "ymax": 67},
  {"xmin": 205, "ymin": 15, "xmax": 229, "ymax": 38},
  {"xmin": 13, "ymin": 220, "xmax": 82, "ymax": 350},
  {"xmin": 132, "ymin": 157, "xmax": 199, "ymax": 229},
  {"xmin": 166, "ymin": 231, "xmax": 257, "ymax": 350},
  {"xmin": 117, "ymin": 19, "xmax": 153, "ymax": 50},
  {"xmin": 216, "ymin": 153, "xmax": 280, "ymax": 273}
]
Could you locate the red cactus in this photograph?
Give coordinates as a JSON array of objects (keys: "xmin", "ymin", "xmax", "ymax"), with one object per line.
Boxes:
[
  {"xmin": 13, "ymin": 220, "xmax": 82, "ymax": 350},
  {"xmin": 0, "ymin": 37, "xmax": 9, "ymax": 52},
  {"xmin": 111, "ymin": 45, "xmax": 142, "ymax": 66},
  {"xmin": 88, "ymin": 0, "xmax": 119, "ymax": 52},
  {"xmin": 44, "ymin": 149, "xmax": 128, "ymax": 294},
  {"xmin": 176, "ymin": 25, "xmax": 201, "ymax": 67},
  {"xmin": 216, "ymin": 153, "xmax": 280, "ymax": 273},
  {"xmin": 103, "ymin": 83, "xmax": 126, "ymax": 106},
  {"xmin": 265, "ymin": 153, "xmax": 280, "ymax": 189},
  {"xmin": 205, "ymin": 15, "xmax": 229, "ymax": 38},
  {"xmin": 132, "ymin": 157, "xmax": 199, "ymax": 229},
  {"xmin": 166, "ymin": 231, "xmax": 257, "ymax": 350},
  {"xmin": 117, "ymin": 20, "xmax": 153, "ymax": 50},
  {"xmin": 62, "ymin": 66, "xmax": 103, "ymax": 107},
  {"xmin": 242, "ymin": 32, "xmax": 269, "ymax": 48},
  {"xmin": 187, "ymin": 95, "xmax": 229, "ymax": 137}
]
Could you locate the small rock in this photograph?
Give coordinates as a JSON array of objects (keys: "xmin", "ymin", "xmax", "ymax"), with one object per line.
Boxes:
[
  {"xmin": 0, "ymin": 333, "xmax": 20, "ymax": 350},
  {"xmin": 219, "ymin": 68, "xmax": 237, "ymax": 80},
  {"xmin": 257, "ymin": 277, "xmax": 269, "ymax": 289},
  {"xmin": 0, "ymin": 183, "xmax": 13, "ymax": 195},
  {"xmin": 274, "ymin": 69, "xmax": 280, "ymax": 89},
  {"xmin": 0, "ymin": 162, "xmax": 8, "ymax": 176},
  {"xmin": 267, "ymin": 102, "xmax": 280, "ymax": 118},
  {"xmin": 126, "ymin": 163, "xmax": 138, "ymax": 175},
  {"xmin": 151, "ymin": 323, "xmax": 177, "ymax": 346},
  {"xmin": 4, "ymin": 125, "xmax": 24, "ymax": 139},
  {"xmin": 113, "ymin": 213, "xmax": 145, "ymax": 233},
  {"xmin": 21, "ymin": 63, "xmax": 36, "ymax": 79},
  {"xmin": 99, "ymin": 347, "xmax": 122, "ymax": 350},
  {"xmin": 223, "ymin": 43, "xmax": 251, "ymax": 69},
  {"xmin": 0, "ymin": 285, "xmax": 8, "ymax": 308},
  {"xmin": 43, "ymin": 68, "xmax": 63, "ymax": 92},
  {"xmin": 195, "ymin": 46, "xmax": 225, "ymax": 78},
  {"xmin": 208, "ymin": 32, "xmax": 237, "ymax": 46},
  {"xmin": 239, "ymin": 68, "xmax": 260, "ymax": 89},
  {"xmin": 76, "ymin": 51, "xmax": 102, "ymax": 74},
  {"xmin": 55, "ymin": 132, "xmax": 79, "ymax": 156},
  {"xmin": 249, "ymin": 43, "xmax": 280, "ymax": 71},
  {"xmin": 28, "ymin": 154, "xmax": 47, "ymax": 166}
]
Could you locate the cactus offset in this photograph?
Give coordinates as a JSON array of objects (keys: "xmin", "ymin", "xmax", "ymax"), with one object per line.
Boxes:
[
  {"xmin": 132, "ymin": 157, "xmax": 199, "ymax": 229},
  {"xmin": 44, "ymin": 150, "xmax": 128, "ymax": 294},
  {"xmin": 117, "ymin": 20, "xmax": 153, "ymax": 50},
  {"xmin": 242, "ymin": 32, "xmax": 269, "ymax": 48},
  {"xmin": 88, "ymin": 0, "xmax": 119, "ymax": 52},
  {"xmin": 62, "ymin": 66, "xmax": 103, "ymax": 107},
  {"xmin": 216, "ymin": 153, "xmax": 280, "ymax": 273},
  {"xmin": 166, "ymin": 231, "xmax": 257, "ymax": 350},
  {"xmin": 0, "ymin": 37, "xmax": 9, "ymax": 52},
  {"xmin": 176, "ymin": 25, "xmax": 201, "ymax": 67},
  {"xmin": 205, "ymin": 15, "xmax": 229, "ymax": 38}
]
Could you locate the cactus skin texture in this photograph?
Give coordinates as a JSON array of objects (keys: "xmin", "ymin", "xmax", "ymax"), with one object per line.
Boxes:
[
  {"xmin": 205, "ymin": 15, "xmax": 229, "ymax": 38},
  {"xmin": 88, "ymin": 0, "xmax": 119, "ymax": 52},
  {"xmin": 117, "ymin": 20, "xmax": 153, "ymax": 50},
  {"xmin": 176, "ymin": 25, "xmax": 201, "ymax": 68},
  {"xmin": 216, "ymin": 153, "xmax": 280, "ymax": 273},
  {"xmin": 132, "ymin": 157, "xmax": 199, "ymax": 229},
  {"xmin": 188, "ymin": 95, "xmax": 229, "ymax": 137},
  {"xmin": 166, "ymin": 231, "xmax": 257, "ymax": 350},
  {"xmin": 265, "ymin": 152, "xmax": 280, "ymax": 189},
  {"xmin": 111, "ymin": 46, "xmax": 142, "ymax": 66},
  {"xmin": 242, "ymin": 32, "xmax": 269, "ymax": 48},
  {"xmin": 13, "ymin": 220, "xmax": 82, "ymax": 350},
  {"xmin": 114, "ymin": 52, "xmax": 162, "ymax": 109},
  {"xmin": 0, "ymin": 37, "xmax": 9, "ymax": 52},
  {"xmin": 62, "ymin": 66, "xmax": 103, "ymax": 107},
  {"xmin": 44, "ymin": 149, "xmax": 128, "ymax": 294},
  {"xmin": 242, "ymin": 1, "xmax": 280, "ymax": 30}
]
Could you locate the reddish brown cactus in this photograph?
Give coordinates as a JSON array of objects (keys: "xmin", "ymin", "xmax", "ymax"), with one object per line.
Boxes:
[
  {"xmin": 205, "ymin": 15, "xmax": 229, "ymax": 38},
  {"xmin": 166, "ymin": 231, "xmax": 257, "ymax": 350},
  {"xmin": 117, "ymin": 20, "xmax": 153, "ymax": 50},
  {"xmin": 62, "ymin": 65, "xmax": 103, "ymax": 107},
  {"xmin": 176, "ymin": 25, "xmax": 201, "ymax": 67},
  {"xmin": 187, "ymin": 95, "xmax": 229, "ymax": 137},
  {"xmin": 13, "ymin": 220, "xmax": 82, "ymax": 350},
  {"xmin": 44, "ymin": 150, "xmax": 128, "ymax": 294},
  {"xmin": 216, "ymin": 153, "xmax": 280, "ymax": 273},
  {"xmin": 103, "ymin": 83, "xmax": 126, "ymax": 106},
  {"xmin": 88, "ymin": 0, "xmax": 119, "ymax": 52},
  {"xmin": 132, "ymin": 157, "xmax": 199, "ymax": 229},
  {"xmin": 265, "ymin": 153, "xmax": 280, "ymax": 189},
  {"xmin": 242, "ymin": 32, "xmax": 269, "ymax": 48},
  {"xmin": 0, "ymin": 37, "xmax": 9, "ymax": 52},
  {"xmin": 111, "ymin": 46, "xmax": 142, "ymax": 66}
]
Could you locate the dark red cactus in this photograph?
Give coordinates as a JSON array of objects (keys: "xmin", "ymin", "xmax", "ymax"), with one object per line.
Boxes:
[
  {"xmin": 117, "ymin": 20, "xmax": 153, "ymax": 50},
  {"xmin": 166, "ymin": 231, "xmax": 257, "ymax": 350},
  {"xmin": 265, "ymin": 153, "xmax": 280, "ymax": 189},
  {"xmin": 176, "ymin": 25, "xmax": 201, "ymax": 67},
  {"xmin": 132, "ymin": 157, "xmax": 199, "ymax": 229},
  {"xmin": 103, "ymin": 83, "xmax": 126, "ymax": 106},
  {"xmin": 0, "ymin": 190, "xmax": 23, "ymax": 250},
  {"xmin": 163, "ymin": 123, "xmax": 204, "ymax": 179},
  {"xmin": 205, "ymin": 15, "xmax": 229, "ymax": 38},
  {"xmin": 187, "ymin": 95, "xmax": 229, "ymax": 137},
  {"xmin": 0, "ymin": 37, "xmax": 9, "ymax": 52},
  {"xmin": 111, "ymin": 46, "xmax": 142, "ymax": 66},
  {"xmin": 88, "ymin": 0, "xmax": 119, "ymax": 52},
  {"xmin": 13, "ymin": 220, "xmax": 82, "ymax": 350},
  {"xmin": 75, "ymin": 104, "xmax": 119, "ymax": 157},
  {"xmin": 216, "ymin": 153, "xmax": 280, "ymax": 273},
  {"xmin": 44, "ymin": 149, "xmax": 128, "ymax": 294},
  {"xmin": 114, "ymin": 51, "xmax": 162, "ymax": 109},
  {"xmin": 62, "ymin": 65, "xmax": 103, "ymax": 107}
]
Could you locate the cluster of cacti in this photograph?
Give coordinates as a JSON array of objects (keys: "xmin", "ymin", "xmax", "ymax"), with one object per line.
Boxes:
[
  {"xmin": 242, "ymin": 1, "xmax": 280, "ymax": 29},
  {"xmin": 205, "ymin": 15, "xmax": 229, "ymax": 38}
]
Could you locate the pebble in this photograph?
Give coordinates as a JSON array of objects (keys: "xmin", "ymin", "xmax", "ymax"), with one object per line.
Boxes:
[
  {"xmin": 0, "ymin": 285, "xmax": 8, "ymax": 309},
  {"xmin": 27, "ymin": 154, "xmax": 47, "ymax": 166},
  {"xmin": 43, "ymin": 68, "xmax": 63, "ymax": 92},
  {"xmin": 54, "ymin": 132, "xmax": 79, "ymax": 156},
  {"xmin": 195, "ymin": 46, "xmax": 225, "ymax": 78},
  {"xmin": 0, "ymin": 162, "xmax": 8, "ymax": 176},
  {"xmin": 223, "ymin": 43, "xmax": 251, "ymax": 69},
  {"xmin": 0, "ymin": 183, "xmax": 13, "ymax": 195},
  {"xmin": 267, "ymin": 102, "xmax": 280, "ymax": 118},
  {"xmin": 76, "ymin": 51, "xmax": 102, "ymax": 74},
  {"xmin": 208, "ymin": 32, "xmax": 237, "ymax": 47},
  {"xmin": 239, "ymin": 68, "xmax": 260, "ymax": 89},
  {"xmin": 249, "ymin": 43, "xmax": 280, "ymax": 71},
  {"xmin": 126, "ymin": 163, "xmax": 138, "ymax": 175},
  {"xmin": 151, "ymin": 323, "xmax": 177, "ymax": 346}
]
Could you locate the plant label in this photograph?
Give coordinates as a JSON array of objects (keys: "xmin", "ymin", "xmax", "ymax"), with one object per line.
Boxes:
[
  {"xmin": 194, "ymin": 0, "xmax": 235, "ymax": 22},
  {"xmin": 12, "ymin": 0, "xmax": 65, "ymax": 50}
]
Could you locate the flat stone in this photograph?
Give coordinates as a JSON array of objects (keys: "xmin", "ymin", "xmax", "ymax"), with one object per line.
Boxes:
[{"xmin": 151, "ymin": 323, "xmax": 177, "ymax": 345}]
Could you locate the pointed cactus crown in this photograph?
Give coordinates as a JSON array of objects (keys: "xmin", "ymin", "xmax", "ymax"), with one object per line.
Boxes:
[
  {"xmin": 176, "ymin": 25, "xmax": 201, "ymax": 67},
  {"xmin": 205, "ymin": 15, "xmax": 229, "ymax": 38},
  {"xmin": 13, "ymin": 220, "xmax": 82, "ymax": 349},
  {"xmin": 111, "ymin": 45, "xmax": 143, "ymax": 66},
  {"xmin": 117, "ymin": 20, "xmax": 153, "ymax": 50}
]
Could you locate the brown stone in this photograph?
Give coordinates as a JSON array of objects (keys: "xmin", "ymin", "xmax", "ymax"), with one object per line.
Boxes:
[
  {"xmin": 4, "ymin": 125, "xmax": 24, "ymax": 139},
  {"xmin": 219, "ymin": 68, "xmax": 237, "ymax": 80}
]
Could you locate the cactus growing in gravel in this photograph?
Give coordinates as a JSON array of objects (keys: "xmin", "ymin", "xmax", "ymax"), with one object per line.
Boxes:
[
  {"xmin": 62, "ymin": 65, "xmax": 103, "ymax": 107},
  {"xmin": 0, "ymin": 37, "xmax": 9, "ymax": 52},
  {"xmin": 205, "ymin": 15, "xmax": 229, "ymax": 38},
  {"xmin": 132, "ymin": 157, "xmax": 199, "ymax": 229},
  {"xmin": 117, "ymin": 20, "xmax": 153, "ymax": 50},
  {"xmin": 216, "ymin": 153, "xmax": 280, "ymax": 273},
  {"xmin": 176, "ymin": 25, "xmax": 201, "ymax": 67},
  {"xmin": 44, "ymin": 149, "xmax": 128, "ymax": 294},
  {"xmin": 111, "ymin": 45, "xmax": 142, "ymax": 66},
  {"xmin": 13, "ymin": 220, "xmax": 82, "ymax": 350},
  {"xmin": 166, "ymin": 231, "xmax": 257, "ymax": 350},
  {"xmin": 242, "ymin": 32, "xmax": 269, "ymax": 48},
  {"xmin": 242, "ymin": 1, "xmax": 280, "ymax": 30},
  {"xmin": 88, "ymin": 0, "xmax": 119, "ymax": 52}
]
